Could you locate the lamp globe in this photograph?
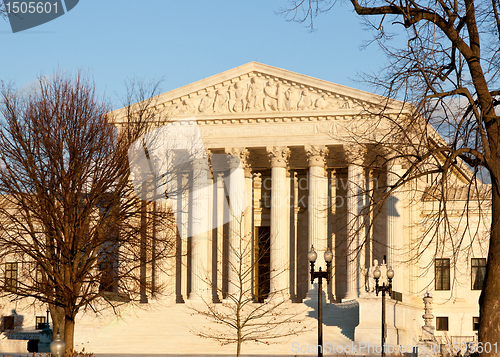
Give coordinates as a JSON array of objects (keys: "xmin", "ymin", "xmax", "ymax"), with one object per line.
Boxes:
[
  {"xmin": 387, "ymin": 267, "xmax": 395, "ymax": 279},
  {"xmin": 324, "ymin": 247, "xmax": 333, "ymax": 263},
  {"xmin": 308, "ymin": 246, "xmax": 318, "ymax": 263},
  {"xmin": 50, "ymin": 331, "xmax": 66, "ymax": 357}
]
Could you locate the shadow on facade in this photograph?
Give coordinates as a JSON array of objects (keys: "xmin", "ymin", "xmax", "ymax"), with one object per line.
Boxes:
[{"xmin": 304, "ymin": 299, "xmax": 359, "ymax": 340}]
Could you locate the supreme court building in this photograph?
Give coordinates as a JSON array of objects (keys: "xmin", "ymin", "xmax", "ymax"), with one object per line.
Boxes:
[{"xmin": 0, "ymin": 63, "xmax": 489, "ymax": 354}]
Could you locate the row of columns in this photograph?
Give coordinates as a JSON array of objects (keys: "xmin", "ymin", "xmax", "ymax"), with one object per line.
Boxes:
[{"xmin": 184, "ymin": 145, "xmax": 403, "ymax": 301}]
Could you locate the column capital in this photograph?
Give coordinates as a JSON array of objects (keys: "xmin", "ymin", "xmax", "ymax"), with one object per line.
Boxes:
[
  {"xmin": 382, "ymin": 148, "xmax": 405, "ymax": 166},
  {"xmin": 386, "ymin": 158, "xmax": 404, "ymax": 187},
  {"xmin": 266, "ymin": 146, "xmax": 290, "ymax": 168},
  {"xmin": 344, "ymin": 144, "xmax": 366, "ymax": 165},
  {"xmin": 206, "ymin": 149, "xmax": 214, "ymax": 179},
  {"xmin": 192, "ymin": 157, "xmax": 209, "ymax": 172},
  {"xmin": 305, "ymin": 145, "xmax": 329, "ymax": 167},
  {"xmin": 386, "ymin": 157, "xmax": 404, "ymax": 169},
  {"xmin": 225, "ymin": 147, "xmax": 251, "ymax": 171}
]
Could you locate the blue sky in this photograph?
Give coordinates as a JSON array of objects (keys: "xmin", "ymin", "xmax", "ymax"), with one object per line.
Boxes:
[{"xmin": 0, "ymin": 1, "xmax": 394, "ymax": 109}]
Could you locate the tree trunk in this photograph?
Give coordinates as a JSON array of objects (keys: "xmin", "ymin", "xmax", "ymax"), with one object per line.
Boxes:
[
  {"xmin": 50, "ymin": 305, "xmax": 65, "ymax": 340},
  {"xmin": 236, "ymin": 330, "xmax": 241, "ymax": 357},
  {"xmin": 479, "ymin": 176, "xmax": 500, "ymax": 357},
  {"xmin": 64, "ymin": 316, "xmax": 75, "ymax": 355}
]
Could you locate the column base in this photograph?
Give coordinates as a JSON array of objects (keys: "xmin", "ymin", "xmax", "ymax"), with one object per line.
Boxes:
[
  {"xmin": 304, "ymin": 287, "xmax": 326, "ymax": 302},
  {"xmin": 188, "ymin": 292, "xmax": 211, "ymax": 301},
  {"xmin": 222, "ymin": 291, "xmax": 253, "ymax": 303},
  {"xmin": 305, "ymin": 282, "xmax": 329, "ymax": 300},
  {"xmin": 266, "ymin": 290, "xmax": 291, "ymax": 302},
  {"xmin": 211, "ymin": 292, "xmax": 222, "ymax": 303},
  {"xmin": 342, "ymin": 291, "xmax": 358, "ymax": 302}
]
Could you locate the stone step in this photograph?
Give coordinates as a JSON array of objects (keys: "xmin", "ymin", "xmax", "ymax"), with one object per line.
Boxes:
[{"xmin": 76, "ymin": 301, "xmax": 356, "ymax": 355}]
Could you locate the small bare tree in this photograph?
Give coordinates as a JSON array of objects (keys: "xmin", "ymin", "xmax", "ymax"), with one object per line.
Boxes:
[
  {"xmin": 188, "ymin": 206, "xmax": 309, "ymax": 357},
  {"xmin": 0, "ymin": 73, "xmax": 176, "ymax": 353}
]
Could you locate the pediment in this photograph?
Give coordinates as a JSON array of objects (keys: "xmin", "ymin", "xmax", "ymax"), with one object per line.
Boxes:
[{"xmin": 113, "ymin": 62, "xmax": 406, "ymax": 122}]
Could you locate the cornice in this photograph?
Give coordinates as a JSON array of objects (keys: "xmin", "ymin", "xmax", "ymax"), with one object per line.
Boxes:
[{"xmin": 125, "ymin": 110, "xmax": 405, "ymax": 126}]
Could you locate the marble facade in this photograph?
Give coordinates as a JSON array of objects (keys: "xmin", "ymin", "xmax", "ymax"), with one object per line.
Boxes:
[{"xmin": 0, "ymin": 63, "xmax": 489, "ymax": 355}]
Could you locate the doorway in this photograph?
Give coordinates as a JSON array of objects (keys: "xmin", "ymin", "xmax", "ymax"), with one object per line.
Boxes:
[{"xmin": 255, "ymin": 226, "xmax": 270, "ymax": 302}]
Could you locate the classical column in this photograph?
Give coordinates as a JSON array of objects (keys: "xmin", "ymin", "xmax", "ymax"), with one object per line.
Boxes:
[
  {"xmin": 386, "ymin": 159, "xmax": 403, "ymax": 294},
  {"xmin": 357, "ymin": 169, "xmax": 368, "ymax": 296},
  {"xmin": 345, "ymin": 152, "xmax": 365, "ymax": 301},
  {"xmin": 215, "ymin": 172, "xmax": 226, "ymax": 301},
  {"xmin": 252, "ymin": 173, "xmax": 262, "ymax": 300},
  {"xmin": 305, "ymin": 145, "xmax": 329, "ymax": 297},
  {"xmin": 225, "ymin": 148, "xmax": 250, "ymax": 297},
  {"xmin": 189, "ymin": 158, "xmax": 210, "ymax": 300},
  {"xmin": 267, "ymin": 146, "xmax": 291, "ymax": 297},
  {"xmin": 244, "ymin": 164, "xmax": 254, "ymax": 296},
  {"xmin": 328, "ymin": 169, "xmax": 337, "ymax": 302},
  {"xmin": 285, "ymin": 169, "xmax": 292, "ymax": 298},
  {"xmin": 206, "ymin": 150, "xmax": 216, "ymax": 302},
  {"xmin": 179, "ymin": 172, "xmax": 190, "ymax": 303},
  {"xmin": 291, "ymin": 171, "xmax": 299, "ymax": 300},
  {"xmin": 363, "ymin": 169, "xmax": 376, "ymax": 294}
]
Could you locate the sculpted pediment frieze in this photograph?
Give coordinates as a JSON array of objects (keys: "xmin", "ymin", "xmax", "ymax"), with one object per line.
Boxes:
[{"xmin": 162, "ymin": 72, "xmax": 380, "ymax": 117}]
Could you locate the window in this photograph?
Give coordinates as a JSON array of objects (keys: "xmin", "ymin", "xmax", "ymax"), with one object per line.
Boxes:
[
  {"xmin": 435, "ymin": 259, "xmax": 450, "ymax": 290},
  {"xmin": 99, "ymin": 260, "xmax": 117, "ymax": 293},
  {"xmin": 98, "ymin": 242, "xmax": 118, "ymax": 293},
  {"xmin": 1, "ymin": 316, "xmax": 14, "ymax": 331},
  {"xmin": 35, "ymin": 316, "xmax": 46, "ymax": 330},
  {"xmin": 473, "ymin": 317, "xmax": 480, "ymax": 331},
  {"xmin": 471, "ymin": 258, "xmax": 486, "ymax": 290},
  {"xmin": 97, "ymin": 197, "xmax": 120, "ymax": 294},
  {"xmin": 5, "ymin": 262, "xmax": 18, "ymax": 292},
  {"xmin": 436, "ymin": 317, "xmax": 449, "ymax": 331}
]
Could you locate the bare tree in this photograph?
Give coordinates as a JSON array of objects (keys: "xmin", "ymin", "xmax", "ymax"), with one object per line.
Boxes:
[
  {"xmin": 0, "ymin": 73, "xmax": 175, "ymax": 353},
  {"xmin": 282, "ymin": 0, "xmax": 499, "ymax": 352},
  {"xmin": 188, "ymin": 211, "xmax": 309, "ymax": 357},
  {"xmin": 0, "ymin": 1, "xmax": 6, "ymax": 18}
]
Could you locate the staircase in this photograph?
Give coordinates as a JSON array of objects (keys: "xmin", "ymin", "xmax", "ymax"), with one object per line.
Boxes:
[{"xmin": 75, "ymin": 299, "xmax": 356, "ymax": 355}]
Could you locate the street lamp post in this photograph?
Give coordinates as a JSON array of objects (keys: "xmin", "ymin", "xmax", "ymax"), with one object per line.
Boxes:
[
  {"xmin": 46, "ymin": 307, "xmax": 50, "ymax": 329},
  {"xmin": 308, "ymin": 245, "xmax": 333, "ymax": 357},
  {"xmin": 373, "ymin": 265, "xmax": 395, "ymax": 357}
]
